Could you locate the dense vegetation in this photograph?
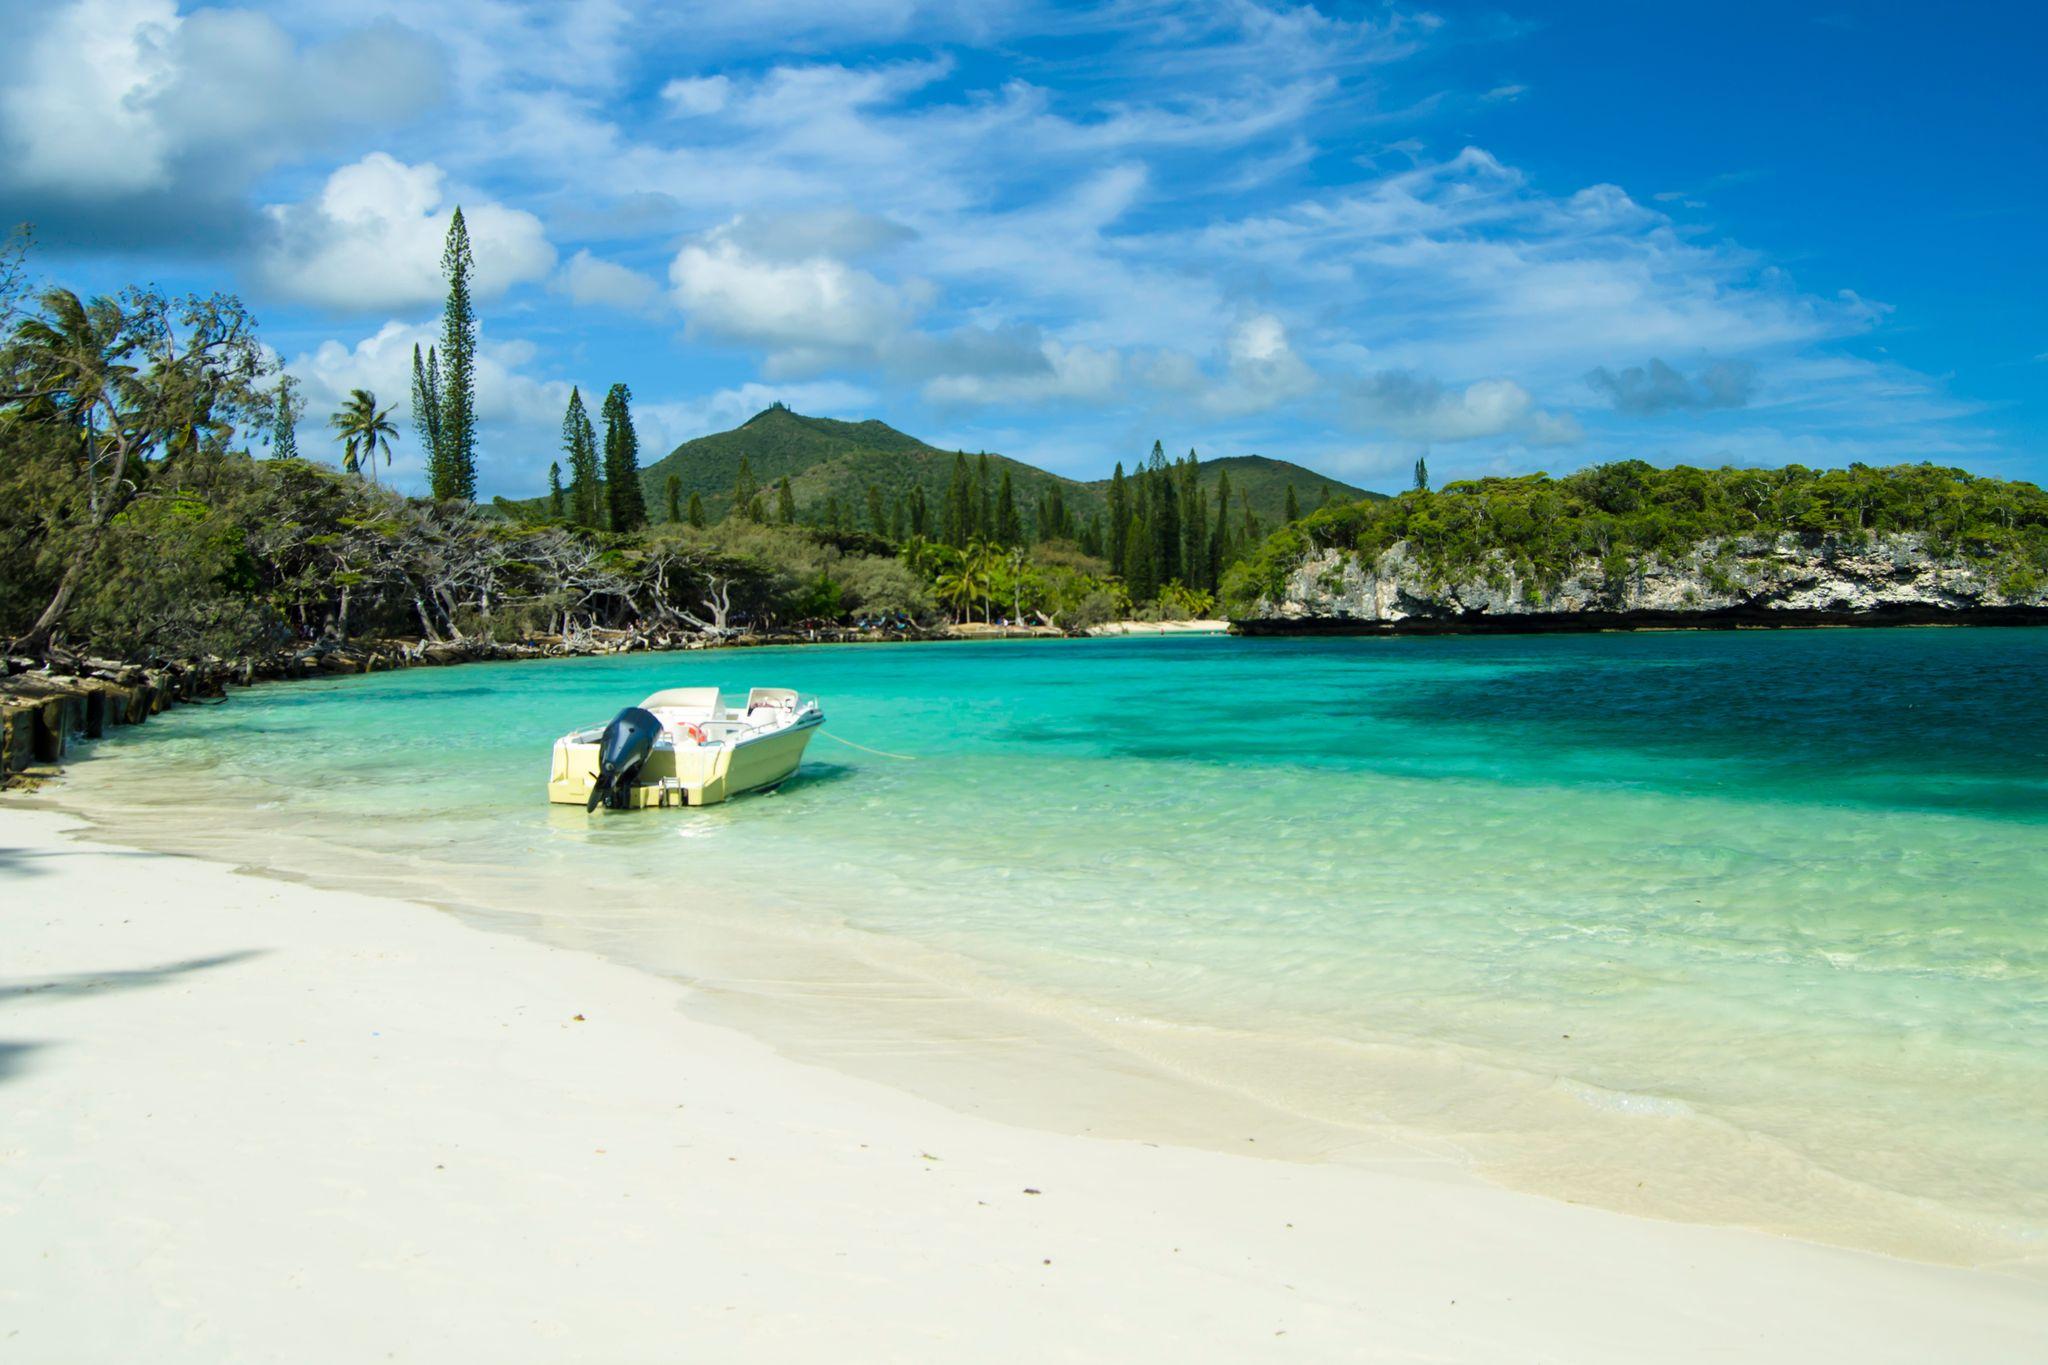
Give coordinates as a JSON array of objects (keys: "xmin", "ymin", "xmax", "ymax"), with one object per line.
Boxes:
[
  {"xmin": 508, "ymin": 404, "xmax": 1367, "ymax": 545},
  {"xmin": 0, "ymin": 227, "xmax": 1301, "ymax": 662},
  {"xmin": 1223, "ymin": 460, "xmax": 2048, "ymax": 612}
]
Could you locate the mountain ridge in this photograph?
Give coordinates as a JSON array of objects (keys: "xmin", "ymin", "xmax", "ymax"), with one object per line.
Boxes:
[{"xmin": 503, "ymin": 405, "xmax": 1381, "ymax": 530}]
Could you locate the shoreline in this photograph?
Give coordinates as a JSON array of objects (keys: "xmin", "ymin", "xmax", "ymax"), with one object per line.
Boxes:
[
  {"xmin": 4, "ymin": 803, "xmax": 2043, "ymax": 1360},
  {"xmin": 17, "ymin": 629, "xmax": 2048, "ymax": 1278}
]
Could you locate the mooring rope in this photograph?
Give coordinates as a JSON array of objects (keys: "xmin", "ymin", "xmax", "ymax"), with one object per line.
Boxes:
[{"xmin": 818, "ymin": 730, "xmax": 919, "ymax": 760}]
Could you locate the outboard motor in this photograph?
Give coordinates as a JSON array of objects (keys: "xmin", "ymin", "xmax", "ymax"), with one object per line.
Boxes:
[{"xmin": 586, "ymin": 706, "xmax": 663, "ymax": 812}]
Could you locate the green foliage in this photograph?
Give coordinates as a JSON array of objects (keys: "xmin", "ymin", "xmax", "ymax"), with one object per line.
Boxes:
[
  {"xmin": 601, "ymin": 383, "xmax": 646, "ymax": 532},
  {"xmin": 562, "ymin": 388, "xmax": 602, "ymax": 528},
  {"xmin": 330, "ymin": 389, "xmax": 397, "ymax": 481},
  {"xmin": 434, "ymin": 209, "xmax": 477, "ymax": 501},
  {"xmin": 1222, "ymin": 460, "xmax": 2048, "ymax": 613},
  {"xmin": 269, "ymin": 375, "xmax": 302, "ymax": 461}
]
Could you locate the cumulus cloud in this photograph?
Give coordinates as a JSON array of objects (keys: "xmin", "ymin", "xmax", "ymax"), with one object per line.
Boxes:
[
  {"xmin": 660, "ymin": 75, "xmax": 731, "ymax": 116},
  {"xmin": 555, "ymin": 250, "xmax": 665, "ymax": 316},
  {"xmin": 0, "ymin": 0, "xmax": 443, "ymax": 248},
  {"xmin": 259, "ymin": 154, "xmax": 556, "ymax": 311},
  {"xmin": 668, "ymin": 219, "xmax": 921, "ymax": 357},
  {"xmin": 922, "ymin": 336, "xmax": 1122, "ymax": 406},
  {"xmin": 1347, "ymin": 371, "xmax": 1578, "ymax": 444},
  {"xmin": 287, "ymin": 318, "xmax": 577, "ymax": 486},
  {"xmin": 1585, "ymin": 358, "xmax": 1758, "ymax": 415}
]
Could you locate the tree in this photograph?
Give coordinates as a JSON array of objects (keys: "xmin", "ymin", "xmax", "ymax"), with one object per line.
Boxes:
[
  {"xmin": 666, "ymin": 473, "xmax": 682, "ymax": 524},
  {"xmin": 1148, "ymin": 440, "xmax": 1179, "ymax": 589},
  {"xmin": 995, "ymin": 468, "xmax": 1021, "ymax": 545},
  {"xmin": 943, "ymin": 452, "xmax": 973, "ymax": 546},
  {"xmin": 777, "ymin": 475, "xmax": 797, "ymax": 525},
  {"xmin": 1107, "ymin": 462, "xmax": 1129, "ymax": 569},
  {"xmin": 732, "ymin": 457, "xmax": 760, "ymax": 522},
  {"xmin": 1413, "ymin": 456, "xmax": 1429, "ymax": 492},
  {"xmin": 561, "ymin": 388, "xmax": 601, "ymax": 528},
  {"xmin": 410, "ymin": 344, "xmax": 443, "ymax": 480},
  {"xmin": 435, "ymin": 209, "xmax": 478, "ymax": 501},
  {"xmin": 2, "ymin": 285, "xmax": 267, "ymax": 654},
  {"xmin": 1284, "ymin": 483, "xmax": 1301, "ymax": 522},
  {"xmin": 867, "ymin": 482, "xmax": 887, "ymax": 538},
  {"xmin": 686, "ymin": 491, "xmax": 705, "ymax": 528},
  {"xmin": 601, "ymin": 383, "xmax": 646, "ymax": 532},
  {"xmin": 331, "ymin": 389, "xmax": 398, "ymax": 482},
  {"xmin": 269, "ymin": 374, "xmax": 302, "ymax": 460},
  {"xmin": 548, "ymin": 461, "xmax": 565, "ymax": 518}
]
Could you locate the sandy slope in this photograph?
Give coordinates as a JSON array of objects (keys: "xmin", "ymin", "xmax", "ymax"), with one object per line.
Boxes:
[{"xmin": 2, "ymin": 805, "xmax": 2042, "ymax": 1363}]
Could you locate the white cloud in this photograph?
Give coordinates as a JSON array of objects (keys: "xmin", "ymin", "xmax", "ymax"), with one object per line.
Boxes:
[
  {"xmin": 669, "ymin": 224, "xmax": 919, "ymax": 355},
  {"xmin": 923, "ymin": 337, "xmax": 1122, "ymax": 406},
  {"xmin": 556, "ymin": 250, "xmax": 665, "ymax": 316},
  {"xmin": 288, "ymin": 319, "xmax": 574, "ymax": 483},
  {"xmin": 0, "ymin": 0, "xmax": 442, "ymax": 242},
  {"xmin": 259, "ymin": 153, "xmax": 556, "ymax": 311},
  {"xmin": 660, "ymin": 75, "xmax": 731, "ymax": 115},
  {"xmin": 1347, "ymin": 371, "xmax": 1577, "ymax": 444}
]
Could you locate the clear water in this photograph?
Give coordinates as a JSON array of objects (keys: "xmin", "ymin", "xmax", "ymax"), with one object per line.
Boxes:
[{"xmin": 55, "ymin": 630, "xmax": 2048, "ymax": 1267}]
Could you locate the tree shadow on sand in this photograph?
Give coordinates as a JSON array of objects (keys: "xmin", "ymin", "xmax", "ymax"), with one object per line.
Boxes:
[{"xmin": 2, "ymin": 951, "xmax": 265, "ymax": 1087}]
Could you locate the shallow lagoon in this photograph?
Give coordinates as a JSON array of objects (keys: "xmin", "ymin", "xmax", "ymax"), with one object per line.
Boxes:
[{"xmin": 64, "ymin": 628, "xmax": 2048, "ymax": 1266}]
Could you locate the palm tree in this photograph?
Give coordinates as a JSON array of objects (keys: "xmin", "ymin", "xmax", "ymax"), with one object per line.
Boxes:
[
  {"xmin": 961, "ymin": 538, "xmax": 999, "ymax": 623},
  {"xmin": 331, "ymin": 388, "xmax": 398, "ymax": 482},
  {"xmin": 934, "ymin": 567, "xmax": 978, "ymax": 624}
]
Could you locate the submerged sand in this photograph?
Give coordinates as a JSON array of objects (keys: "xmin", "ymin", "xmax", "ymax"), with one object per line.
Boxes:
[{"xmin": 2, "ymin": 805, "xmax": 2043, "ymax": 1361}]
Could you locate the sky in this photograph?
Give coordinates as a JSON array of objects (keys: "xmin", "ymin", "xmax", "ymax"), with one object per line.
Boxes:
[{"xmin": 2, "ymin": 0, "xmax": 2041, "ymax": 498}]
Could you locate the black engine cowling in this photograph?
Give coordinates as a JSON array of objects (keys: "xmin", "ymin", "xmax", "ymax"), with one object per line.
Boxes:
[{"xmin": 587, "ymin": 706, "xmax": 662, "ymax": 812}]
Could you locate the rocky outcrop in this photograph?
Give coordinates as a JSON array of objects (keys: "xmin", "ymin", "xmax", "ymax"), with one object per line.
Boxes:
[{"xmin": 1238, "ymin": 532, "xmax": 2048, "ymax": 634}]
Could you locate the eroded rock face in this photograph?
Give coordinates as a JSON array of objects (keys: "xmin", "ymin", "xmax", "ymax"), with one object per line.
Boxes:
[{"xmin": 1251, "ymin": 533, "xmax": 2048, "ymax": 626}]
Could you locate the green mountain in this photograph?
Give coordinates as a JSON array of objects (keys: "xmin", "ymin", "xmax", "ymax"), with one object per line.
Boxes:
[{"xmin": 611, "ymin": 405, "xmax": 1378, "ymax": 530}]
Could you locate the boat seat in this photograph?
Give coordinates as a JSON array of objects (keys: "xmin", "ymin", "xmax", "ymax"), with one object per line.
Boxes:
[{"xmin": 640, "ymin": 686, "xmax": 723, "ymax": 714}]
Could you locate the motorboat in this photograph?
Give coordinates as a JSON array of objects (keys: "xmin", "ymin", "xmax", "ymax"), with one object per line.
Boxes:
[{"xmin": 548, "ymin": 686, "xmax": 823, "ymax": 810}]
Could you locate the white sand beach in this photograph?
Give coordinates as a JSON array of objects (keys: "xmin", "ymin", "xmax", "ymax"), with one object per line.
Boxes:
[{"xmin": 3, "ymin": 804, "xmax": 2043, "ymax": 1363}]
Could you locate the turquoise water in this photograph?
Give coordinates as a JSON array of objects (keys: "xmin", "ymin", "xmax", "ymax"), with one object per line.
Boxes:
[{"xmin": 59, "ymin": 629, "xmax": 2048, "ymax": 1265}]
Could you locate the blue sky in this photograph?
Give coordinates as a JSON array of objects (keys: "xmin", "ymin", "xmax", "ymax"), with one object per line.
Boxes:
[{"xmin": 3, "ymin": 0, "xmax": 2041, "ymax": 497}]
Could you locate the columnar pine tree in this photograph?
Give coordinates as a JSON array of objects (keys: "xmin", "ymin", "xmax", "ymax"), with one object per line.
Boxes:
[
  {"xmin": 1107, "ymin": 462, "xmax": 1129, "ymax": 569},
  {"xmin": 562, "ymin": 388, "xmax": 602, "ymax": 528},
  {"xmin": 976, "ymin": 454, "xmax": 993, "ymax": 539},
  {"xmin": 777, "ymin": 476, "xmax": 797, "ymax": 525},
  {"xmin": 686, "ymin": 491, "xmax": 706, "ymax": 528},
  {"xmin": 269, "ymin": 375, "xmax": 301, "ymax": 460},
  {"xmin": 867, "ymin": 483, "xmax": 887, "ymax": 537},
  {"xmin": 943, "ymin": 453, "xmax": 973, "ymax": 546},
  {"xmin": 600, "ymin": 384, "xmax": 646, "ymax": 532},
  {"xmin": 548, "ymin": 462, "xmax": 565, "ymax": 518},
  {"xmin": 1413, "ymin": 456, "xmax": 1429, "ymax": 492},
  {"xmin": 995, "ymin": 469, "xmax": 1020, "ymax": 545},
  {"xmin": 1148, "ymin": 440, "xmax": 1179, "ymax": 589},
  {"xmin": 410, "ymin": 344, "xmax": 443, "ymax": 484},
  {"xmin": 732, "ymin": 457, "xmax": 759, "ymax": 521},
  {"xmin": 910, "ymin": 485, "xmax": 929, "ymax": 536},
  {"xmin": 436, "ymin": 209, "xmax": 478, "ymax": 500},
  {"xmin": 1210, "ymin": 468, "xmax": 1233, "ymax": 586},
  {"xmin": 1284, "ymin": 483, "xmax": 1300, "ymax": 522},
  {"xmin": 665, "ymin": 474, "xmax": 682, "ymax": 523},
  {"xmin": 1123, "ymin": 511, "xmax": 1155, "ymax": 600}
]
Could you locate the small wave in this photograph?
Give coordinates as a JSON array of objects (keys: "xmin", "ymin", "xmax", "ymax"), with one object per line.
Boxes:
[{"xmin": 1553, "ymin": 1077, "xmax": 1699, "ymax": 1119}]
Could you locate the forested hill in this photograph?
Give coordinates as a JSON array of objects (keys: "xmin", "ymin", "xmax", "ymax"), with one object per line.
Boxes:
[{"xmin": 514, "ymin": 404, "xmax": 1375, "ymax": 530}]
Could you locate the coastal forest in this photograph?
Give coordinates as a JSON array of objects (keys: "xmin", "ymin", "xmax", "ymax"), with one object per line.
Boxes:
[{"xmin": 5, "ymin": 216, "xmax": 2047, "ymax": 669}]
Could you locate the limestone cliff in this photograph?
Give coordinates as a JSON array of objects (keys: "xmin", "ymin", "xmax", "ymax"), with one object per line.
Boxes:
[{"xmin": 1240, "ymin": 533, "xmax": 2048, "ymax": 633}]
